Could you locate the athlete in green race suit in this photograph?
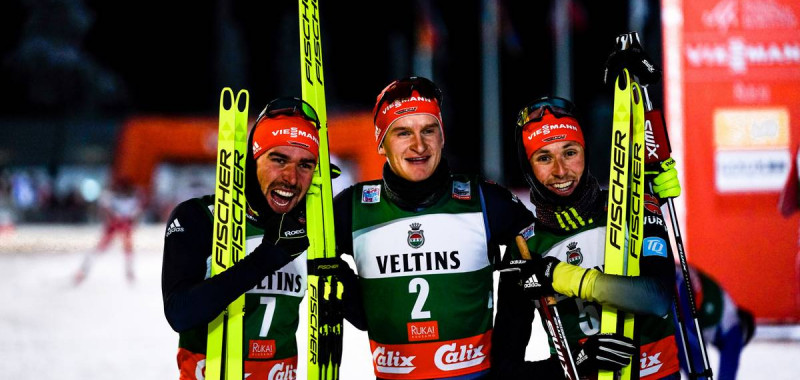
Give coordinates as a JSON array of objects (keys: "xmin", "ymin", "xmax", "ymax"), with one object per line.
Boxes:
[
  {"xmin": 333, "ymin": 77, "xmax": 535, "ymax": 380},
  {"xmin": 162, "ymin": 98, "xmax": 359, "ymax": 379},
  {"xmin": 493, "ymin": 97, "xmax": 683, "ymax": 379}
]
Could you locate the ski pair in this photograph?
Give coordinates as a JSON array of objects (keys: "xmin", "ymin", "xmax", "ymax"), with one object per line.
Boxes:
[
  {"xmin": 600, "ymin": 65, "xmax": 646, "ymax": 380},
  {"xmin": 619, "ymin": 31, "xmax": 715, "ymax": 380},
  {"xmin": 206, "ymin": 88, "xmax": 250, "ymax": 380},
  {"xmin": 605, "ymin": 31, "xmax": 714, "ymax": 380},
  {"xmin": 298, "ymin": 0, "xmax": 344, "ymax": 379}
]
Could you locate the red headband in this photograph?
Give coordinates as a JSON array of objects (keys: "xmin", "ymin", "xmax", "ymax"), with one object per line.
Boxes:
[
  {"xmin": 374, "ymin": 91, "xmax": 444, "ymax": 150},
  {"xmin": 522, "ymin": 112, "xmax": 585, "ymax": 159},
  {"xmin": 252, "ymin": 115, "xmax": 320, "ymax": 160}
]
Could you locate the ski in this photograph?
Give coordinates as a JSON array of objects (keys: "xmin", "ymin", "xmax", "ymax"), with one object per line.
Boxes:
[
  {"xmin": 206, "ymin": 87, "xmax": 249, "ymax": 380},
  {"xmin": 620, "ymin": 80, "xmax": 645, "ymax": 380},
  {"xmin": 600, "ymin": 65, "xmax": 646, "ymax": 380},
  {"xmin": 298, "ymin": 1, "xmax": 343, "ymax": 379}
]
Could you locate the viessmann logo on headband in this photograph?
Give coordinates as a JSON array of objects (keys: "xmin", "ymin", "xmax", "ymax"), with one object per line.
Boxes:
[
  {"xmin": 272, "ymin": 127, "xmax": 320, "ymax": 145},
  {"xmin": 381, "ymin": 97, "xmax": 435, "ymax": 115},
  {"xmin": 527, "ymin": 123, "xmax": 580, "ymax": 140}
]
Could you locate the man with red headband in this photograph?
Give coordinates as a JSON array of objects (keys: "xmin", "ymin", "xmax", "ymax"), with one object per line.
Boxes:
[
  {"xmin": 492, "ymin": 96, "xmax": 683, "ymax": 379},
  {"xmin": 333, "ymin": 76, "xmax": 536, "ymax": 380},
  {"xmin": 161, "ymin": 97, "xmax": 360, "ymax": 379}
]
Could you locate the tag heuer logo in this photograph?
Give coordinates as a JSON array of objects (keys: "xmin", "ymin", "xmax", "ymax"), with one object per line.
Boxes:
[
  {"xmin": 407, "ymin": 223, "xmax": 425, "ymax": 248},
  {"xmin": 566, "ymin": 241, "xmax": 583, "ymax": 265}
]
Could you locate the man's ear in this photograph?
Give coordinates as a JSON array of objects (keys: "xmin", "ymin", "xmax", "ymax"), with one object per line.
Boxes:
[{"xmin": 378, "ymin": 145, "xmax": 386, "ymax": 156}]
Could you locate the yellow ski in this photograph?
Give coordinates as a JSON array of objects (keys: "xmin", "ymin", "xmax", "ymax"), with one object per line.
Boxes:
[
  {"xmin": 299, "ymin": 0, "xmax": 343, "ymax": 379},
  {"xmin": 206, "ymin": 87, "xmax": 249, "ymax": 380},
  {"xmin": 600, "ymin": 68, "xmax": 632, "ymax": 380}
]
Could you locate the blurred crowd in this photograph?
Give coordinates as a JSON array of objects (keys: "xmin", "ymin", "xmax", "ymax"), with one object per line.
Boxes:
[{"xmin": 0, "ymin": 167, "xmax": 94, "ymax": 227}]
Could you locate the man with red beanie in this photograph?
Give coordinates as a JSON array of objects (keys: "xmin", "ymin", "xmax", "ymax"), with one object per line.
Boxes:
[
  {"xmin": 161, "ymin": 97, "xmax": 361, "ymax": 379},
  {"xmin": 492, "ymin": 96, "xmax": 683, "ymax": 379},
  {"xmin": 333, "ymin": 76, "xmax": 536, "ymax": 380}
]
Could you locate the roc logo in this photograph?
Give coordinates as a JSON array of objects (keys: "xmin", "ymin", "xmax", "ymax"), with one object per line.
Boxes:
[
  {"xmin": 566, "ymin": 241, "xmax": 583, "ymax": 265},
  {"xmin": 408, "ymin": 223, "xmax": 425, "ymax": 248}
]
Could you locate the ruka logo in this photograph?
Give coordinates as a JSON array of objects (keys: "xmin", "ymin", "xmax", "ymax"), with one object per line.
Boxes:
[{"xmin": 408, "ymin": 223, "xmax": 425, "ymax": 248}]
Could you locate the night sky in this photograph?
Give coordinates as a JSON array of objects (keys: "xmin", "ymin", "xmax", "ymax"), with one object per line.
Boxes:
[{"xmin": 0, "ymin": 0, "xmax": 657, "ymax": 187}]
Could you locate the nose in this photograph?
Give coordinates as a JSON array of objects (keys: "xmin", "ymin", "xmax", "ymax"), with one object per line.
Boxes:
[
  {"xmin": 281, "ymin": 165, "xmax": 298, "ymax": 186},
  {"xmin": 552, "ymin": 158, "xmax": 567, "ymax": 177},
  {"xmin": 410, "ymin": 132, "xmax": 426, "ymax": 153}
]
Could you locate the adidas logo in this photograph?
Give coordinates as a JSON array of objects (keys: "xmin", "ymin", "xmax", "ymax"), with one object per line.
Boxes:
[
  {"xmin": 253, "ymin": 141, "xmax": 262, "ymax": 155},
  {"xmin": 166, "ymin": 219, "xmax": 185, "ymax": 237},
  {"xmin": 523, "ymin": 275, "xmax": 541, "ymax": 290},
  {"xmin": 575, "ymin": 349, "xmax": 588, "ymax": 366}
]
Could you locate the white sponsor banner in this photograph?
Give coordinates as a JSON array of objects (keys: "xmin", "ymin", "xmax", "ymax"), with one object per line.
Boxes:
[
  {"xmin": 715, "ymin": 149, "xmax": 790, "ymax": 192},
  {"xmin": 353, "ymin": 212, "xmax": 489, "ymax": 279}
]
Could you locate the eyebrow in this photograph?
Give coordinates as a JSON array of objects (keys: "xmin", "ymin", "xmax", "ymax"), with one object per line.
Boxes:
[
  {"xmin": 392, "ymin": 122, "xmax": 440, "ymax": 133},
  {"xmin": 299, "ymin": 158, "xmax": 317, "ymax": 166},
  {"xmin": 534, "ymin": 142, "xmax": 580, "ymax": 156},
  {"xmin": 268, "ymin": 151, "xmax": 316, "ymax": 166},
  {"xmin": 267, "ymin": 152, "xmax": 289, "ymax": 160}
]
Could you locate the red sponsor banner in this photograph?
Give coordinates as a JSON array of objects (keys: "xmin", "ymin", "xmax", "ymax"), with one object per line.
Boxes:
[
  {"xmin": 369, "ymin": 331, "xmax": 491, "ymax": 379},
  {"xmin": 407, "ymin": 320, "xmax": 440, "ymax": 342},
  {"xmin": 175, "ymin": 348, "xmax": 297, "ymax": 380},
  {"xmin": 176, "ymin": 348, "xmax": 206, "ymax": 380},
  {"xmin": 249, "ymin": 339, "xmax": 277, "ymax": 359},
  {"xmin": 639, "ymin": 335, "xmax": 680, "ymax": 379},
  {"xmin": 663, "ymin": 0, "xmax": 800, "ymax": 321},
  {"xmin": 245, "ymin": 357, "xmax": 298, "ymax": 380}
]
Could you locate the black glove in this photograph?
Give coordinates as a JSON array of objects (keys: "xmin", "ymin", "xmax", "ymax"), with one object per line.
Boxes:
[
  {"xmin": 603, "ymin": 36, "xmax": 662, "ymax": 87},
  {"xmin": 502, "ymin": 256, "xmax": 561, "ymax": 299},
  {"xmin": 261, "ymin": 208, "xmax": 309, "ymax": 259},
  {"xmin": 574, "ymin": 333, "xmax": 637, "ymax": 376},
  {"xmin": 308, "ymin": 256, "xmax": 351, "ymax": 277}
]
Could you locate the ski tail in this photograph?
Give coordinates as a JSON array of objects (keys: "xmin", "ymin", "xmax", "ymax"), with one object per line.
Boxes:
[
  {"xmin": 299, "ymin": 0, "xmax": 343, "ymax": 379},
  {"xmin": 206, "ymin": 87, "xmax": 249, "ymax": 380}
]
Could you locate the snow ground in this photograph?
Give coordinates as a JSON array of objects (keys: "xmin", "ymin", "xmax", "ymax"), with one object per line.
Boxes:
[{"xmin": 0, "ymin": 224, "xmax": 798, "ymax": 379}]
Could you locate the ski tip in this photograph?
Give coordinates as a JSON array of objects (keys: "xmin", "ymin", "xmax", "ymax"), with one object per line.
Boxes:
[
  {"xmin": 219, "ymin": 88, "xmax": 235, "ymax": 110},
  {"xmin": 631, "ymin": 82, "xmax": 641, "ymax": 104},
  {"xmin": 235, "ymin": 89, "xmax": 250, "ymax": 112},
  {"xmin": 617, "ymin": 69, "xmax": 629, "ymax": 91}
]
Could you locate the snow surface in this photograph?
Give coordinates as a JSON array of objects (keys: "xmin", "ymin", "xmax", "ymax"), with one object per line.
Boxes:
[{"xmin": 0, "ymin": 224, "xmax": 797, "ymax": 379}]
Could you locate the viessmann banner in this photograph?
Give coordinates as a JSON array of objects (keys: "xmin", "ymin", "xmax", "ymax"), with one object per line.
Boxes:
[{"xmin": 663, "ymin": 0, "xmax": 800, "ymax": 320}]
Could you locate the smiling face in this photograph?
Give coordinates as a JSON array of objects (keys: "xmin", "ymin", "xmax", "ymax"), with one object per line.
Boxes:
[
  {"xmin": 256, "ymin": 145, "xmax": 317, "ymax": 214},
  {"xmin": 529, "ymin": 141, "xmax": 585, "ymax": 197},
  {"xmin": 378, "ymin": 114, "xmax": 444, "ymax": 182}
]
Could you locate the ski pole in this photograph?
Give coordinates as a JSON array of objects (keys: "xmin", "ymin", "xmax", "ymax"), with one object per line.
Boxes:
[
  {"xmin": 641, "ymin": 86, "xmax": 714, "ymax": 380},
  {"xmin": 515, "ymin": 236, "xmax": 580, "ymax": 380}
]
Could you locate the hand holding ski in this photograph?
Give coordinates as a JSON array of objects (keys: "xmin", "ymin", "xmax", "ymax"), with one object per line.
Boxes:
[{"xmin": 573, "ymin": 333, "xmax": 637, "ymax": 376}]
